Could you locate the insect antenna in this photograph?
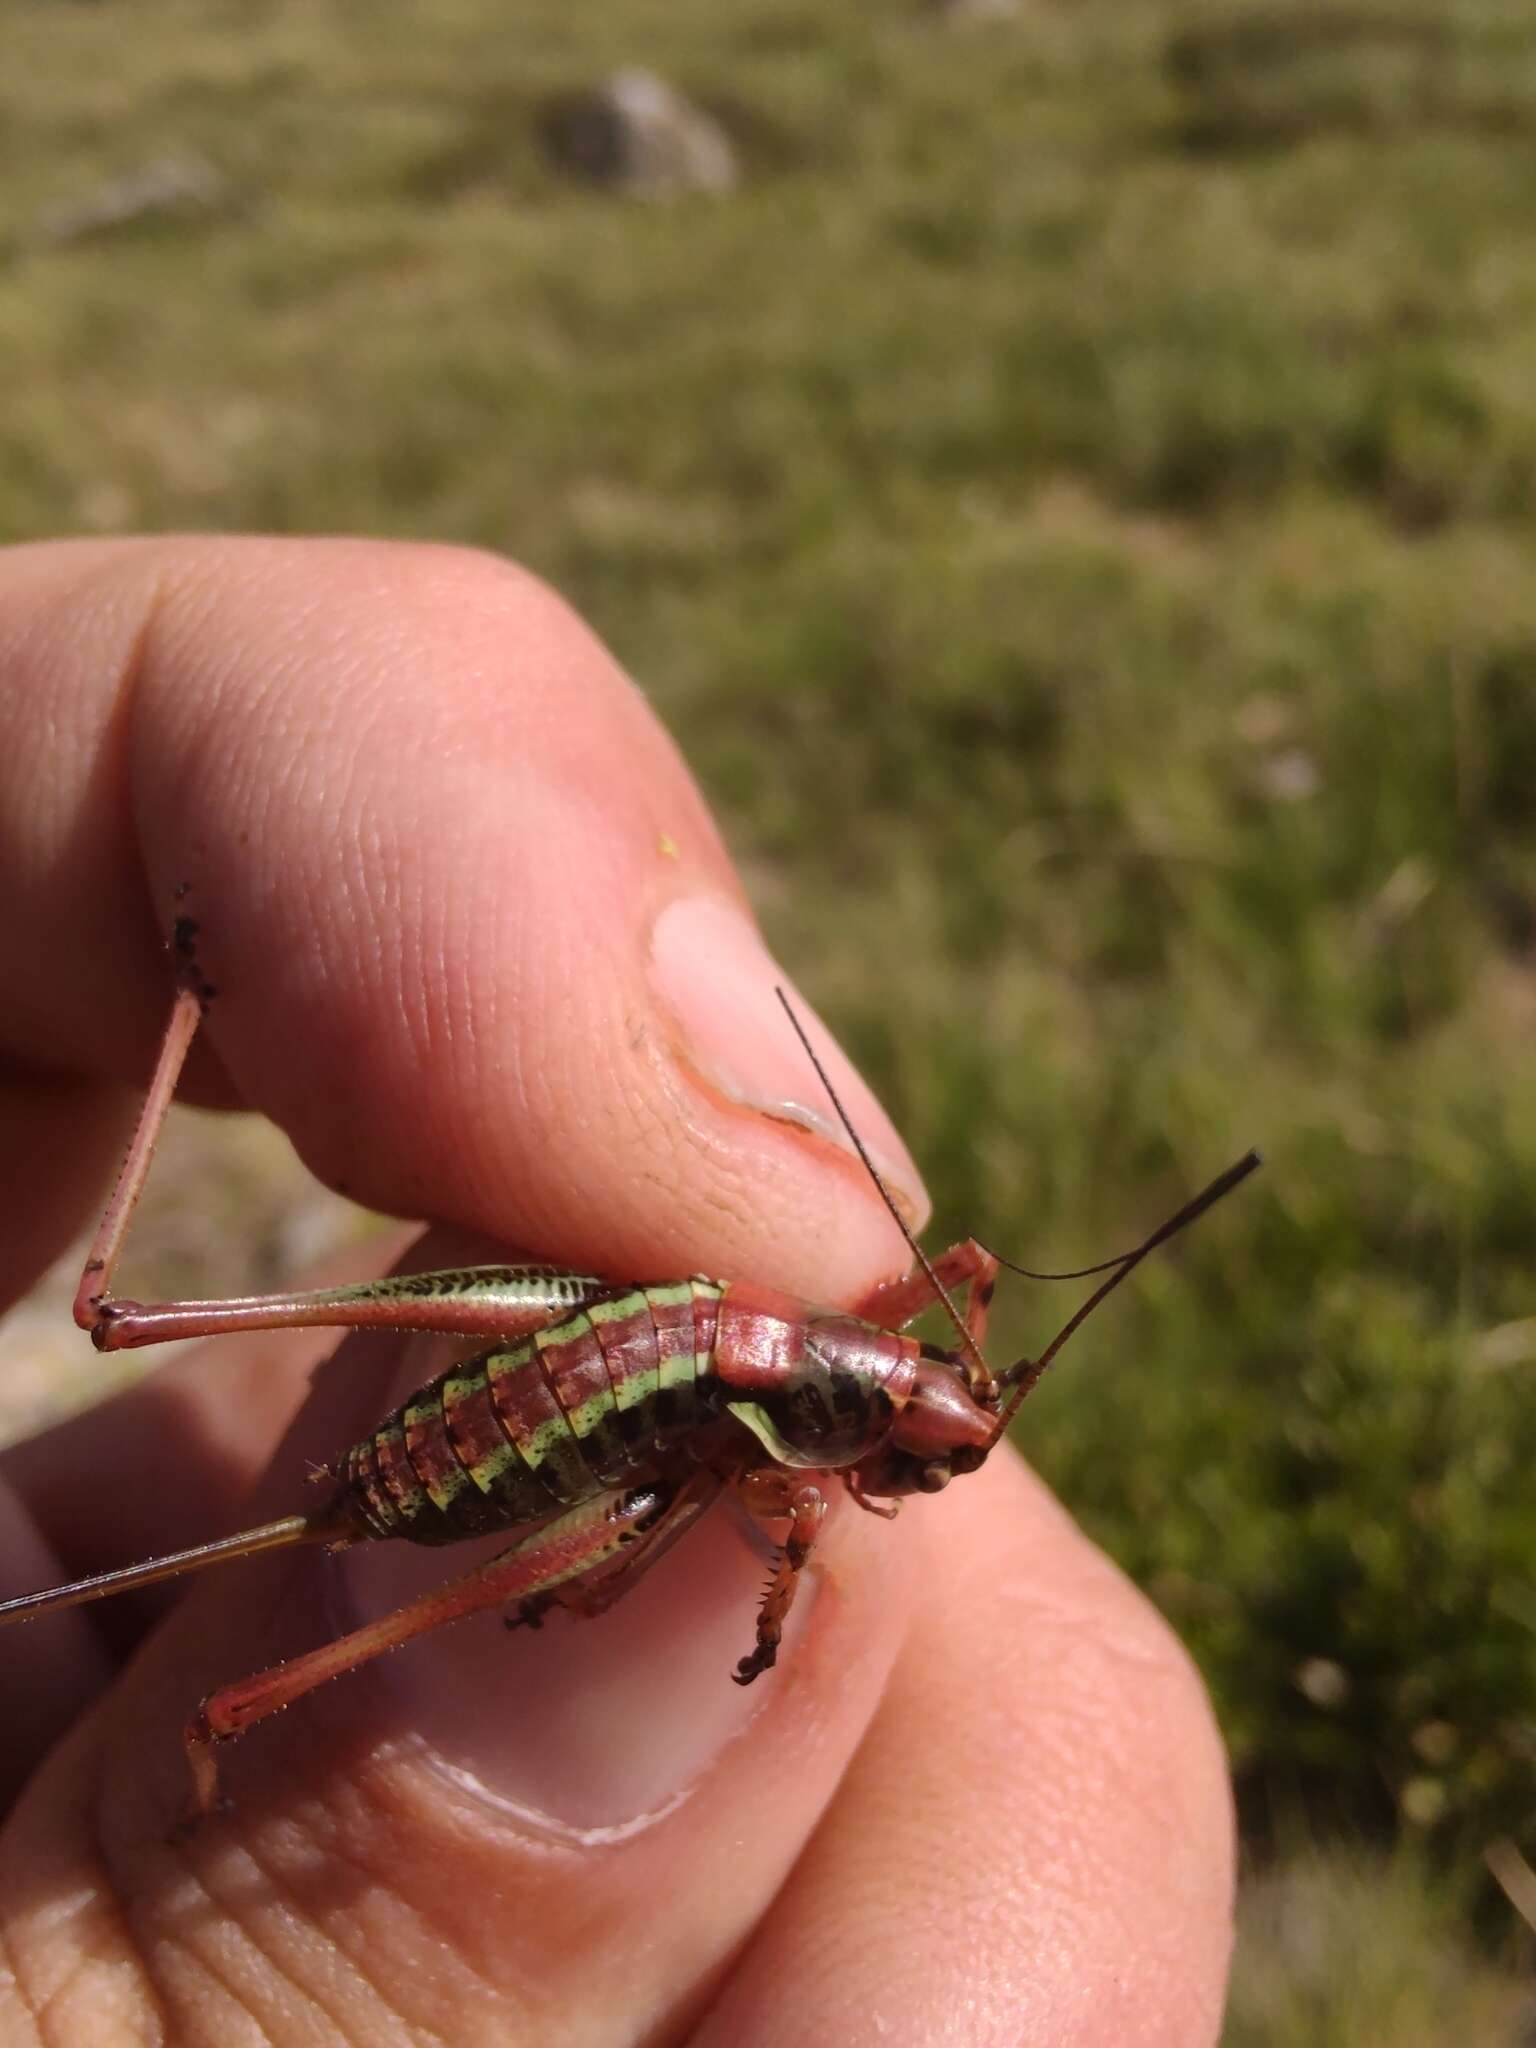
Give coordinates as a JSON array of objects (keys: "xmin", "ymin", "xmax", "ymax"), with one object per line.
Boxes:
[
  {"xmin": 976, "ymin": 1243, "xmax": 1181, "ymax": 1283},
  {"xmin": 991, "ymin": 1148, "xmax": 1261, "ymax": 1438},
  {"xmin": 773, "ymin": 989, "xmax": 990, "ymax": 1390},
  {"xmin": 0, "ymin": 1511, "xmax": 345, "ymax": 1628}
]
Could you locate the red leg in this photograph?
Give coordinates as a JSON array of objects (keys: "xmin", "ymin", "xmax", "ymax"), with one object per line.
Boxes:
[
  {"xmin": 854, "ymin": 1239, "xmax": 999, "ymax": 1342},
  {"xmin": 184, "ymin": 1484, "xmax": 674, "ymax": 1819},
  {"xmin": 74, "ymin": 981, "xmax": 205, "ymax": 1330},
  {"xmin": 731, "ymin": 1469, "xmax": 829, "ymax": 1685},
  {"xmin": 74, "ymin": 964, "xmax": 613, "ymax": 1359},
  {"xmin": 845, "ymin": 1472, "xmax": 900, "ymax": 1519},
  {"xmin": 853, "ymin": 1239, "xmax": 1000, "ymax": 1400},
  {"xmin": 509, "ymin": 1467, "xmax": 723, "ymax": 1631},
  {"xmin": 86, "ymin": 1265, "xmax": 616, "ymax": 1355}
]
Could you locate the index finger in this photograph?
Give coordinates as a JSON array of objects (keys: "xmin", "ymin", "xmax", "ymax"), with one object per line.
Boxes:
[{"xmin": 0, "ymin": 535, "xmax": 925, "ymax": 1303}]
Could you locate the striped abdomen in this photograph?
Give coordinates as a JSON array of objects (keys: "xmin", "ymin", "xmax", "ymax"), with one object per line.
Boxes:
[{"xmin": 339, "ymin": 1280, "xmax": 724, "ymax": 1545}]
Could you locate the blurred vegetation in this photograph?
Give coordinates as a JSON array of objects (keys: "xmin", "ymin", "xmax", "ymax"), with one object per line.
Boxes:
[
  {"xmin": 1227, "ymin": 1841, "xmax": 1534, "ymax": 2046},
  {"xmin": 2, "ymin": 0, "xmax": 1535, "ymax": 2032}
]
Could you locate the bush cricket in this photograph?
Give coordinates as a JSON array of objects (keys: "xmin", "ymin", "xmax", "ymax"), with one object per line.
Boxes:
[{"xmin": 0, "ymin": 920, "xmax": 1258, "ymax": 1818}]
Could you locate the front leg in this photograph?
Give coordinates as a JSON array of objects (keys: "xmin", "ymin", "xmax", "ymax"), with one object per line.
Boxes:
[
  {"xmin": 853, "ymin": 1239, "xmax": 1000, "ymax": 1401},
  {"xmin": 731, "ymin": 1468, "xmax": 829, "ymax": 1685}
]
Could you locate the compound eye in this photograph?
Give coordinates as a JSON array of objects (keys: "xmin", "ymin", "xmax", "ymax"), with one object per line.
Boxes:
[{"xmin": 918, "ymin": 1462, "xmax": 951, "ymax": 1493}]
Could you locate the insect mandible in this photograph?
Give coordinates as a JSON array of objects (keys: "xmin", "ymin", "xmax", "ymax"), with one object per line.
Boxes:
[{"xmin": 0, "ymin": 919, "xmax": 1259, "ymax": 1818}]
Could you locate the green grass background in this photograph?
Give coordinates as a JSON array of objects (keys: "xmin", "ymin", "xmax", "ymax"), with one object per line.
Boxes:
[{"xmin": 3, "ymin": 0, "xmax": 1535, "ymax": 2034}]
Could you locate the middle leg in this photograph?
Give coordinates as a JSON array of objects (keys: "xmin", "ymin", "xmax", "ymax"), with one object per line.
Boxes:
[
  {"xmin": 731, "ymin": 1467, "xmax": 830, "ymax": 1685},
  {"xmin": 506, "ymin": 1466, "xmax": 724, "ymax": 1631}
]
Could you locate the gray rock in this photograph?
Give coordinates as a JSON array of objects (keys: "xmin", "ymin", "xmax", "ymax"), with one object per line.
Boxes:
[{"xmin": 541, "ymin": 69, "xmax": 738, "ymax": 198}]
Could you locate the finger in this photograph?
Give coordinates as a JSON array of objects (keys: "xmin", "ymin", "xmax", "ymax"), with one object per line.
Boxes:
[
  {"xmin": 0, "ymin": 1396, "xmax": 918, "ymax": 2047},
  {"xmin": 694, "ymin": 1450, "xmax": 1235, "ymax": 2048},
  {"xmin": 0, "ymin": 537, "xmax": 925, "ymax": 1316}
]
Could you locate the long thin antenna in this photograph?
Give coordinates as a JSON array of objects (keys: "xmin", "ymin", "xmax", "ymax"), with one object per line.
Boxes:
[
  {"xmin": 0, "ymin": 1513, "xmax": 338, "ymax": 1628},
  {"xmin": 992, "ymin": 1148, "xmax": 1261, "ymax": 1436},
  {"xmin": 978, "ymin": 1242, "xmax": 1179, "ymax": 1283},
  {"xmin": 773, "ymin": 989, "xmax": 993, "ymax": 1397}
]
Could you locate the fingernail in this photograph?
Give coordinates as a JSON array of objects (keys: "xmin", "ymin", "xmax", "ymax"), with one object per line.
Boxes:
[
  {"xmin": 648, "ymin": 895, "xmax": 928, "ymax": 1230},
  {"xmin": 331, "ymin": 1341, "xmax": 816, "ymax": 1836}
]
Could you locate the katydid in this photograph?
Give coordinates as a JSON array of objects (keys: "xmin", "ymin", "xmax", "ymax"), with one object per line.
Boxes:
[{"xmin": 0, "ymin": 919, "xmax": 1258, "ymax": 1817}]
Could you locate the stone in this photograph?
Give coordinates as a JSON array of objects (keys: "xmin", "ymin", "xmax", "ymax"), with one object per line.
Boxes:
[{"xmin": 540, "ymin": 69, "xmax": 738, "ymax": 199}]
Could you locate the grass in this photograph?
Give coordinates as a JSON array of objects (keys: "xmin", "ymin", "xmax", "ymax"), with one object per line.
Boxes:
[
  {"xmin": 2, "ymin": 0, "xmax": 1535, "ymax": 2032},
  {"xmin": 1227, "ymin": 1841, "xmax": 1534, "ymax": 2045}
]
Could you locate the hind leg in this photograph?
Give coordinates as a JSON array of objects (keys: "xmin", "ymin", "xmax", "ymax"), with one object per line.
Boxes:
[
  {"xmin": 730, "ymin": 1469, "xmax": 829, "ymax": 1685},
  {"xmin": 184, "ymin": 1484, "xmax": 672, "ymax": 1820}
]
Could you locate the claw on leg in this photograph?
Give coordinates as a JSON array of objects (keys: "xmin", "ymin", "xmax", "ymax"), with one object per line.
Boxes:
[
  {"xmin": 732, "ymin": 1477, "xmax": 828, "ymax": 1686},
  {"xmin": 846, "ymin": 1473, "xmax": 900, "ymax": 1519},
  {"xmin": 503, "ymin": 1595, "xmax": 552, "ymax": 1632}
]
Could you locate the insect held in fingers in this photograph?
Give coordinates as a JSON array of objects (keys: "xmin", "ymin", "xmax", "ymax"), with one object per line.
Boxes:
[{"xmin": 0, "ymin": 917, "xmax": 1259, "ymax": 1820}]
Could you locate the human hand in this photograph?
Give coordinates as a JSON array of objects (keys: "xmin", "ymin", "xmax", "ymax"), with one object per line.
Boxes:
[{"xmin": 0, "ymin": 538, "xmax": 1233, "ymax": 2045}]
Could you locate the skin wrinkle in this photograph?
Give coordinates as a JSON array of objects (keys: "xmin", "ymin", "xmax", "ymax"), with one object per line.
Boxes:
[
  {"xmin": 500, "ymin": 855, "xmax": 564, "ymax": 1152},
  {"xmin": 401, "ymin": 788, "xmax": 474, "ymax": 1083},
  {"xmin": 317, "ymin": 1777, "xmax": 524, "ymax": 2031},
  {"xmin": 44, "ymin": 1770, "xmax": 174, "ymax": 2048},
  {"xmin": 189, "ymin": 1855, "xmax": 355, "ymax": 2042},
  {"xmin": 281, "ymin": 1820, "xmax": 487, "ymax": 2048},
  {"xmin": 441, "ymin": 795, "xmax": 578, "ymax": 1222},
  {"xmin": 151, "ymin": 1926, "xmax": 282, "ymax": 2048},
  {"xmin": 94, "ymin": 1711, "xmax": 432, "ymax": 2047},
  {"xmin": 660, "ymin": 1044, "xmax": 910, "ymax": 1294},
  {"xmin": 34, "ymin": 1970, "xmax": 149, "ymax": 2048},
  {"xmin": 615, "ymin": 1058, "xmax": 764, "ymax": 1277},
  {"xmin": 155, "ymin": 1908, "xmax": 310, "ymax": 2048},
  {"xmin": 526, "ymin": 962, "xmax": 646, "ymax": 1256},
  {"xmin": 191, "ymin": 1829, "xmax": 437, "ymax": 2048},
  {"xmin": 443, "ymin": 874, "xmax": 486, "ymax": 1116}
]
